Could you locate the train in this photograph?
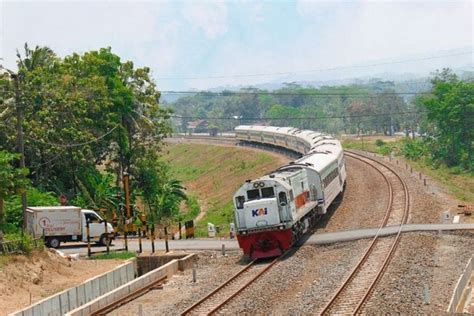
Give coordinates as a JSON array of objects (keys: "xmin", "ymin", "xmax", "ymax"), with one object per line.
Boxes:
[{"xmin": 233, "ymin": 125, "xmax": 346, "ymax": 258}]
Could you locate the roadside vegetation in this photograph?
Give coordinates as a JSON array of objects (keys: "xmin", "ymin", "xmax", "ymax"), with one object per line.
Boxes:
[
  {"xmin": 92, "ymin": 251, "xmax": 136, "ymax": 260},
  {"xmin": 0, "ymin": 44, "xmax": 184, "ymax": 248},
  {"xmin": 343, "ymin": 70, "xmax": 473, "ymax": 203},
  {"xmin": 343, "ymin": 137, "xmax": 474, "ymax": 204}
]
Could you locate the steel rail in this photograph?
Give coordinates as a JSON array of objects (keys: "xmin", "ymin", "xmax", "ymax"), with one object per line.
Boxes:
[
  {"xmin": 319, "ymin": 150, "xmax": 410, "ymax": 315},
  {"xmin": 180, "ymin": 259, "xmax": 257, "ymax": 315},
  {"xmin": 90, "ymin": 275, "xmax": 167, "ymax": 316},
  {"xmin": 182, "ymin": 252, "xmax": 287, "ymax": 315},
  {"xmin": 208, "ymin": 257, "xmax": 280, "ymax": 315},
  {"xmin": 352, "ymin": 151, "xmax": 410, "ymax": 314}
]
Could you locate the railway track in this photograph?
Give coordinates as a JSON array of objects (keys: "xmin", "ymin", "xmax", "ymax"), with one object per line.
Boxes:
[
  {"xmin": 181, "ymin": 256, "xmax": 282, "ymax": 315},
  {"xmin": 169, "ymin": 136, "xmax": 411, "ymax": 314},
  {"xmin": 166, "ymin": 135, "xmax": 237, "ymax": 146},
  {"xmin": 319, "ymin": 150, "xmax": 410, "ymax": 315}
]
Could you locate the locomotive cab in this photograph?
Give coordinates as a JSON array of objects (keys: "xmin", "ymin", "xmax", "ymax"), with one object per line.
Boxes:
[
  {"xmin": 234, "ymin": 179, "xmax": 292, "ymax": 233},
  {"xmin": 233, "ymin": 178, "xmax": 295, "ymax": 258}
]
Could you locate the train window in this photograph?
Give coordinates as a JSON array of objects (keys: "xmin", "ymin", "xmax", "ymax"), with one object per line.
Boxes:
[
  {"xmin": 247, "ymin": 189, "xmax": 260, "ymax": 200},
  {"xmin": 235, "ymin": 196, "xmax": 245, "ymax": 209},
  {"xmin": 278, "ymin": 192, "xmax": 288, "ymax": 206},
  {"xmin": 261, "ymin": 187, "xmax": 275, "ymax": 198}
]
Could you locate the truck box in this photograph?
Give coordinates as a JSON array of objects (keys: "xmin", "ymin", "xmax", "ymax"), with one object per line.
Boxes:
[{"xmin": 26, "ymin": 206, "xmax": 82, "ymax": 238}]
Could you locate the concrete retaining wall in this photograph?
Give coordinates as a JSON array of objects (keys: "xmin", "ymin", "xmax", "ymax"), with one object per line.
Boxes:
[
  {"xmin": 9, "ymin": 259, "xmax": 136, "ymax": 316},
  {"xmin": 137, "ymin": 253, "xmax": 196, "ymax": 275},
  {"xmin": 448, "ymin": 256, "xmax": 473, "ymax": 313},
  {"xmin": 65, "ymin": 254, "xmax": 195, "ymax": 316}
]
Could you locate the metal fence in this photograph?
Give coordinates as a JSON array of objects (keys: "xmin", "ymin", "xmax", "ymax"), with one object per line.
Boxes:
[{"xmin": 447, "ymin": 256, "xmax": 473, "ymax": 313}]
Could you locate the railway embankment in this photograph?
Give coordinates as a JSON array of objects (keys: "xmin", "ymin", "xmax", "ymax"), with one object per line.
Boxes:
[{"xmin": 162, "ymin": 142, "xmax": 291, "ymax": 236}]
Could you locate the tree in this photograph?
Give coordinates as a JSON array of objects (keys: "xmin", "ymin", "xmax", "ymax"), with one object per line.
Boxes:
[
  {"xmin": 1, "ymin": 45, "xmax": 172, "ymax": 200},
  {"xmin": 0, "ymin": 151, "xmax": 29, "ymax": 230},
  {"xmin": 422, "ymin": 69, "xmax": 474, "ymax": 169},
  {"xmin": 135, "ymin": 155, "xmax": 186, "ymax": 224}
]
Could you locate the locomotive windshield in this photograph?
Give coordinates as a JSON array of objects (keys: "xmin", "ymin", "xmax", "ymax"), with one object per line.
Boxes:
[
  {"xmin": 261, "ymin": 187, "xmax": 275, "ymax": 198},
  {"xmin": 247, "ymin": 189, "xmax": 260, "ymax": 200},
  {"xmin": 247, "ymin": 187, "xmax": 275, "ymax": 201}
]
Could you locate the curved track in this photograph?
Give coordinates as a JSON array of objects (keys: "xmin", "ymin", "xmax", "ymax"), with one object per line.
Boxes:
[
  {"xmin": 319, "ymin": 150, "xmax": 410, "ymax": 315},
  {"xmin": 181, "ymin": 256, "xmax": 282, "ymax": 315},
  {"xmin": 169, "ymin": 136, "xmax": 410, "ymax": 314}
]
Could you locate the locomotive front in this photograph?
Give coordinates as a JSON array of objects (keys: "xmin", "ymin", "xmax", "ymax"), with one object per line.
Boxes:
[{"xmin": 233, "ymin": 176, "xmax": 294, "ymax": 258}]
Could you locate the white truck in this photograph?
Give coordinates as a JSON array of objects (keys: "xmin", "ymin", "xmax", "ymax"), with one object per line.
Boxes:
[{"xmin": 26, "ymin": 206, "xmax": 115, "ymax": 248}]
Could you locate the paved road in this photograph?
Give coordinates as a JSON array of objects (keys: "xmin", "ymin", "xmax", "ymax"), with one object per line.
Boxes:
[{"xmin": 58, "ymin": 223, "xmax": 474, "ymax": 256}]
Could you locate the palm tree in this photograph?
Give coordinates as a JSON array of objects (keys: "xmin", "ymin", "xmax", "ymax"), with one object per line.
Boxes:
[
  {"xmin": 148, "ymin": 179, "xmax": 187, "ymax": 223},
  {"xmin": 16, "ymin": 43, "xmax": 56, "ymax": 75}
]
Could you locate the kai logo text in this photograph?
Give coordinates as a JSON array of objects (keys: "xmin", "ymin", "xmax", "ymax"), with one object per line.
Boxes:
[{"xmin": 251, "ymin": 208, "xmax": 268, "ymax": 217}]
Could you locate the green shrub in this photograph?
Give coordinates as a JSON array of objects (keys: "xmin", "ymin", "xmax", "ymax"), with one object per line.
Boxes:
[
  {"xmin": 2, "ymin": 231, "xmax": 43, "ymax": 254},
  {"xmin": 5, "ymin": 187, "xmax": 58, "ymax": 229},
  {"xmin": 378, "ymin": 145, "xmax": 392, "ymax": 155},
  {"xmin": 400, "ymin": 138, "xmax": 428, "ymax": 161},
  {"xmin": 375, "ymin": 139, "xmax": 386, "ymax": 147},
  {"xmin": 174, "ymin": 195, "xmax": 200, "ymax": 222},
  {"xmin": 92, "ymin": 251, "xmax": 136, "ymax": 260}
]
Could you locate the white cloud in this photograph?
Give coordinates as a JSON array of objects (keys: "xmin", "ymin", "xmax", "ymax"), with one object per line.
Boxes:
[
  {"xmin": 182, "ymin": 2, "xmax": 228, "ymax": 39},
  {"xmin": 289, "ymin": 0, "xmax": 473, "ymax": 80},
  {"xmin": 1, "ymin": 2, "xmax": 170, "ymax": 70}
]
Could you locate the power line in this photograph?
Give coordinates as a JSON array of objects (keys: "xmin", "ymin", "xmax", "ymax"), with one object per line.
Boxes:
[
  {"xmin": 161, "ymin": 90, "xmax": 429, "ymax": 96},
  {"xmin": 1, "ymin": 124, "xmax": 119, "ymax": 148},
  {"xmin": 171, "ymin": 110, "xmax": 427, "ymax": 121},
  {"xmin": 156, "ymin": 50, "xmax": 473, "ymax": 80}
]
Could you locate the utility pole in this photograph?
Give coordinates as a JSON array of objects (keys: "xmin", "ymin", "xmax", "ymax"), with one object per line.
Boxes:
[
  {"xmin": 12, "ymin": 73, "xmax": 27, "ymax": 230},
  {"xmin": 122, "ymin": 172, "xmax": 130, "ymax": 251}
]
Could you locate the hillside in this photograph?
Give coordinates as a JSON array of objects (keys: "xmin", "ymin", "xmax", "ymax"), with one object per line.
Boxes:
[{"xmin": 162, "ymin": 143, "xmax": 291, "ymax": 236}]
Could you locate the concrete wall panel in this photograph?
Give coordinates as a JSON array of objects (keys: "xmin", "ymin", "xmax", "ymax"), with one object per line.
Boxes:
[
  {"xmin": 91, "ymin": 278, "xmax": 100, "ymax": 299},
  {"xmin": 59, "ymin": 291, "xmax": 69, "ymax": 314},
  {"xmin": 76, "ymin": 284, "xmax": 86, "ymax": 307},
  {"xmin": 41, "ymin": 299, "xmax": 51, "ymax": 316},
  {"xmin": 67, "ymin": 288, "xmax": 77, "ymax": 310},
  {"xmin": 31, "ymin": 304, "xmax": 42, "ymax": 316},
  {"xmin": 84, "ymin": 282, "xmax": 92, "ymax": 304},
  {"xmin": 49, "ymin": 295, "xmax": 61, "ymax": 316}
]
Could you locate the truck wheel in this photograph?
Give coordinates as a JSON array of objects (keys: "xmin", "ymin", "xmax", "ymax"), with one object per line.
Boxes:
[
  {"xmin": 99, "ymin": 234, "xmax": 110, "ymax": 246},
  {"xmin": 48, "ymin": 237, "xmax": 60, "ymax": 248}
]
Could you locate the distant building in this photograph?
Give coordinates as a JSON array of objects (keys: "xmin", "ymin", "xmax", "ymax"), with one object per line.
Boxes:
[{"xmin": 187, "ymin": 119, "xmax": 208, "ymax": 135}]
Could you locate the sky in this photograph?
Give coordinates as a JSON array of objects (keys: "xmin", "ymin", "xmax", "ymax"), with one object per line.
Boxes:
[{"xmin": 1, "ymin": 0, "xmax": 473, "ymax": 91}]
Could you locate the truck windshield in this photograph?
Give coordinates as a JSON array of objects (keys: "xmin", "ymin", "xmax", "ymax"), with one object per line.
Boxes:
[{"xmin": 85, "ymin": 213, "xmax": 101, "ymax": 223}]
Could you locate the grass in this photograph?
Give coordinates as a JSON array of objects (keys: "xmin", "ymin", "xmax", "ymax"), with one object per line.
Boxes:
[
  {"xmin": 342, "ymin": 136, "xmax": 474, "ymax": 204},
  {"xmin": 91, "ymin": 251, "xmax": 136, "ymax": 260},
  {"xmin": 162, "ymin": 143, "xmax": 287, "ymax": 237}
]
